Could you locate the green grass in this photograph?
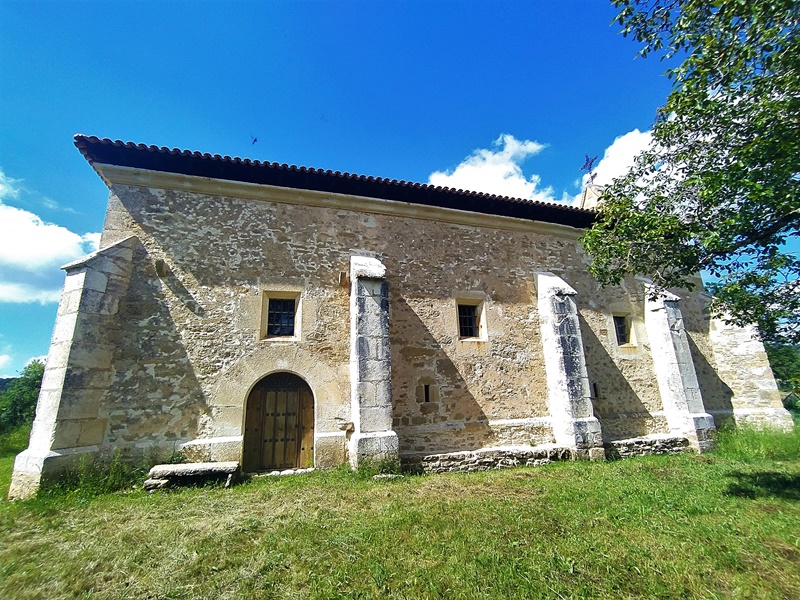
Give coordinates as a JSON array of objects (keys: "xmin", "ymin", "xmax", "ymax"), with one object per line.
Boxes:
[
  {"xmin": 1, "ymin": 425, "xmax": 799, "ymax": 599},
  {"xmin": 0, "ymin": 424, "xmax": 29, "ymax": 499}
]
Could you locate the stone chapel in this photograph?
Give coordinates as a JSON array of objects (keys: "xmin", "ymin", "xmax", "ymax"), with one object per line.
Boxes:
[{"xmin": 8, "ymin": 135, "xmax": 793, "ymax": 498}]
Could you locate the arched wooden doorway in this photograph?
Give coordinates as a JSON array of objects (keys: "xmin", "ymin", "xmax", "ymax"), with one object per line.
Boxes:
[{"xmin": 242, "ymin": 373, "xmax": 314, "ymax": 472}]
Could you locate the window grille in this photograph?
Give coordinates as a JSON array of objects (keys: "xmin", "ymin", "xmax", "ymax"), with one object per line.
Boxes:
[
  {"xmin": 267, "ymin": 298, "xmax": 296, "ymax": 336},
  {"xmin": 458, "ymin": 304, "xmax": 479, "ymax": 338},
  {"xmin": 613, "ymin": 315, "xmax": 630, "ymax": 345}
]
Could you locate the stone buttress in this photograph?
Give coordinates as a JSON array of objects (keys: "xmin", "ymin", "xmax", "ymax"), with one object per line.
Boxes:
[
  {"xmin": 348, "ymin": 256, "xmax": 399, "ymax": 467},
  {"xmin": 643, "ymin": 288, "xmax": 716, "ymax": 451},
  {"xmin": 535, "ymin": 272, "xmax": 604, "ymax": 459},
  {"xmin": 709, "ymin": 317, "xmax": 794, "ymax": 430},
  {"xmin": 8, "ymin": 237, "xmax": 139, "ymax": 499}
]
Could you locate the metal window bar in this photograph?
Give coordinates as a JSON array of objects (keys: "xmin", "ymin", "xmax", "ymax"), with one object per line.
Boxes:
[
  {"xmin": 613, "ymin": 315, "xmax": 629, "ymax": 345},
  {"xmin": 267, "ymin": 298, "xmax": 296, "ymax": 336},
  {"xmin": 458, "ymin": 304, "xmax": 478, "ymax": 338}
]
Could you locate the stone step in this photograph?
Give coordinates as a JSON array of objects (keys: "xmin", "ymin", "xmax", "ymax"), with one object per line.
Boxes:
[
  {"xmin": 144, "ymin": 461, "xmax": 241, "ymax": 492},
  {"xmin": 148, "ymin": 461, "xmax": 240, "ymax": 479}
]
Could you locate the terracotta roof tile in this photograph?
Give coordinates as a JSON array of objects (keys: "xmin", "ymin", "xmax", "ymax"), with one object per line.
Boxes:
[{"xmin": 74, "ymin": 135, "xmax": 596, "ymax": 229}]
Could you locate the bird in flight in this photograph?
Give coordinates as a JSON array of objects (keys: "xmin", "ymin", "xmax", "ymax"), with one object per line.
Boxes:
[{"xmin": 251, "ymin": 135, "xmax": 259, "ymax": 145}]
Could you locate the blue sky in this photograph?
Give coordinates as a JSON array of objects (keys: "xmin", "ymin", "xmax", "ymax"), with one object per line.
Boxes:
[{"xmin": 0, "ymin": 0, "xmax": 678, "ymax": 376}]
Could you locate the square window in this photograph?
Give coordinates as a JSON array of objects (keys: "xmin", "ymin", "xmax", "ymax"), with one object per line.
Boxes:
[
  {"xmin": 458, "ymin": 303, "xmax": 479, "ymax": 338},
  {"xmin": 267, "ymin": 298, "xmax": 296, "ymax": 337},
  {"xmin": 613, "ymin": 315, "xmax": 631, "ymax": 345},
  {"xmin": 261, "ymin": 291, "xmax": 302, "ymax": 340}
]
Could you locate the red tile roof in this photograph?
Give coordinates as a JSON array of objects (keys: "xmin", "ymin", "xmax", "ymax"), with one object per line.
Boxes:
[{"xmin": 74, "ymin": 135, "xmax": 596, "ymax": 229}]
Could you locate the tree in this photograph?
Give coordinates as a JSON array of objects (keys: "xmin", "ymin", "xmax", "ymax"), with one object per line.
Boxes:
[
  {"xmin": 0, "ymin": 360, "xmax": 44, "ymax": 433},
  {"xmin": 765, "ymin": 342, "xmax": 800, "ymax": 396},
  {"xmin": 582, "ymin": 0, "xmax": 800, "ymax": 344}
]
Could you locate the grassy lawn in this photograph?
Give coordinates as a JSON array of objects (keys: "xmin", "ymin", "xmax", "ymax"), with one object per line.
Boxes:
[{"xmin": 1, "ymin": 426, "xmax": 799, "ymax": 599}]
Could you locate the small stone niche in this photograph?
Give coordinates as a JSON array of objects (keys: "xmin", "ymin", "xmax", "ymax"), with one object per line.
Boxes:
[{"xmin": 416, "ymin": 377, "xmax": 440, "ymax": 414}]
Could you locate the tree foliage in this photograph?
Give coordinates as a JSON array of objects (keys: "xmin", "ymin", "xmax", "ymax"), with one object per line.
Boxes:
[
  {"xmin": 583, "ymin": 0, "xmax": 800, "ymax": 344},
  {"xmin": 765, "ymin": 342, "xmax": 800, "ymax": 403},
  {"xmin": 0, "ymin": 360, "xmax": 44, "ymax": 433}
]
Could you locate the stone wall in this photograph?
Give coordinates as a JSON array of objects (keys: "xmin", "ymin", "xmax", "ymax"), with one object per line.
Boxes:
[
  {"xmin": 417, "ymin": 445, "xmax": 575, "ymax": 474},
  {"xmin": 604, "ymin": 435, "xmax": 691, "ymax": 459},
  {"xmin": 416, "ymin": 435, "xmax": 691, "ymax": 474},
  {"xmin": 98, "ymin": 180, "xmax": 735, "ymax": 457},
  {"xmin": 100, "ymin": 182, "xmax": 636, "ymax": 459},
  {"xmin": 579, "ymin": 284, "xmax": 669, "ymax": 441}
]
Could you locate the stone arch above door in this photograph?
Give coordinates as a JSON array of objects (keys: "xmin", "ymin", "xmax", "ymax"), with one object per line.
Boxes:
[{"xmin": 207, "ymin": 347, "xmax": 350, "ymax": 468}]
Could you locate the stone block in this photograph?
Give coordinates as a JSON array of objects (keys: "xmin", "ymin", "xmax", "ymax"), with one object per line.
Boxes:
[
  {"xmin": 355, "ymin": 380, "xmax": 374, "ymax": 403},
  {"xmin": 64, "ymin": 366, "xmax": 114, "ymax": 391},
  {"xmin": 40, "ymin": 367, "xmax": 68, "ymax": 393},
  {"xmin": 58, "ymin": 391, "xmax": 101, "ymax": 421},
  {"xmin": 355, "ymin": 312, "xmax": 386, "ymax": 338},
  {"xmin": 315, "ymin": 402, "xmax": 351, "ymax": 434},
  {"xmin": 349, "ymin": 431, "xmax": 398, "ymax": 468},
  {"xmin": 210, "ymin": 406, "xmax": 244, "ymax": 435},
  {"xmin": 149, "ymin": 461, "xmax": 240, "ymax": 479},
  {"xmin": 359, "ymin": 359, "xmax": 391, "ymax": 383},
  {"xmin": 82, "ymin": 269, "xmax": 108, "ymax": 293},
  {"xmin": 58, "ymin": 289, "xmax": 83, "ymax": 316},
  {"xmin": 51, "ymin": 312, "xmax": 79, "ymax": 344},
  {"xmin": 314, "ymin": 433, "xmax": 347, "ymax": 468},
  {"xmin": 182, "ymin": 436, "xmax": 243, "ymax": 462},
  {"xmin": 51, "ymin": 419, "xmax": 83, "ymax": 449},
  {"xmin": 7, "ymin": 470, "xmax": 42, "ymax": 500},
  {"xmin": 359, "ymin": 405, "xmax": 394, "ymax": 433},
  {"xmin": 62, "ymin": 271, "xmax": 87, "ymax": 293},
  {"xmin": 44, "ymin": 342, "xmax": 72, "ymax": 370},
  {"xmin": 357, "ymin": 380, "xmax": 392, "ymax": 408},
  {"xmin": 80, "ymin": 289, "xmax": 121, "ymax": 315},
  {"xmin": 350, "ymin": 256, "xmax": 386, "ymax": 279},
  {"xmin": 357, "ymin": 335, "xmax": 390, "ymax": 361},
  {"xmin": 63, "ymin": 343, "xmax": 115, "ymax": 370},
  {"xmin": 588, "ymin": 447, "xmax": 605, "ymax": 461},
  {"xmin": 77, "ymin": 418, "xmax": 108, "ymax": 446}
]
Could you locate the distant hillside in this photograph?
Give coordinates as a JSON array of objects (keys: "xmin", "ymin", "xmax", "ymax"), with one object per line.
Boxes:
[{"xmin": 0, "ymin": 378, "xmax": 16, "ymax": 392}]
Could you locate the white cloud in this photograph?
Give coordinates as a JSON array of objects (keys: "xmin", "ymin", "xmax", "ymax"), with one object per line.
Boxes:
[
  {"xmin": 428, "ymin": 134, "xmax": 563, "ymax": 203},
  {"xmin": 0, "ymin": 169, "xmax": 23, "ymax": 201},
  {"xmin": 585, "ymin": 129, "xmax": 653, "ymax": 188},
  {"xmin": 0, "ymin": 203, "xmax": 98, "ymax": 271},
  {"xmin": 0, "ymin": 354, "xmax": 11, "ymax": 371},
  {"xmin": 0, "ymin": 167, "xmax": 100, "ymax": 304},
  {"xmin": 82, "ymin": 232, "xmax": 102, "ymax": 250},
  {"xmin": 427, "ymin": 132, "xmax": 652, "ymax": 208},
  {"xmin": 0, "ymin": 281, "xmax": 63, "ymax": 304}
]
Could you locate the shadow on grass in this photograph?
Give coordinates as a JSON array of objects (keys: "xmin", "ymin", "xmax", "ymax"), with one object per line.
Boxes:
[{"xmin": 725, "ymin": 471, "xmax": 800, "ymax": 500}]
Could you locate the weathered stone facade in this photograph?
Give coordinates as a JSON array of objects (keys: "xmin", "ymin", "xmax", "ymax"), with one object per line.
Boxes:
[{"xmin": 8, "ymin": 136, "xmax": 794, "ymax": 498}]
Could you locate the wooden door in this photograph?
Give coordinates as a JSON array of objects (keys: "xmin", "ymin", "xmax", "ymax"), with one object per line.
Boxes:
[{"xmin": 242, "ymin": 373, "xmax": 314, "ymax": 472}]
